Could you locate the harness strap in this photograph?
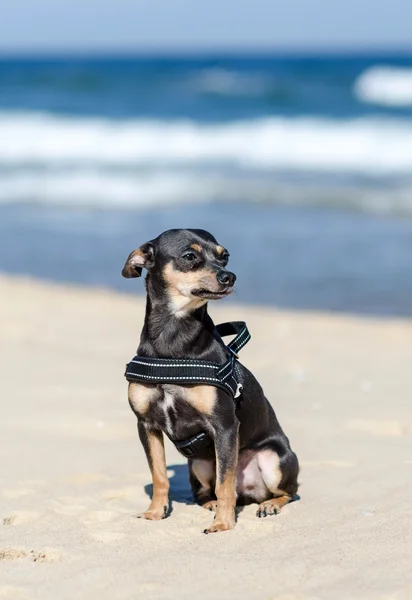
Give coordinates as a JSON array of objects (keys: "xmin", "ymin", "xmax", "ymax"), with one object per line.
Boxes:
[
  {"xmin": 172, "ymin": 431, "xmax": 213, "ymax": 457},
  {"xmin": 124, "ymin": 321, "xmax": 251, "ymax": 400},
  {"xmin": 215, "ymin": 321, "xmax": 251, "ymax": 356}
]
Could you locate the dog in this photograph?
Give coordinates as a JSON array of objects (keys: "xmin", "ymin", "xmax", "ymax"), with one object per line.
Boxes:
[{"xmin": 122, "ymin": 228, "xmax": 299, "ymax": 534}]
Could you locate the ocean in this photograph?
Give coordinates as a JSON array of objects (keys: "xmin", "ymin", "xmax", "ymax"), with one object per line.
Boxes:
[{"xmin": 1, "ymin": 53, "xmax": 412, "ymax": 315}]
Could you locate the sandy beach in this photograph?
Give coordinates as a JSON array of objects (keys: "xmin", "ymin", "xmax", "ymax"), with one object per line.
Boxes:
[{"xmin": 1, "ymin": 274, "xmax": 411, "ymax": 600}]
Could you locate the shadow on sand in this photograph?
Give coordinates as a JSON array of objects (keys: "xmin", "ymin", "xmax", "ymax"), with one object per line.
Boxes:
[
  {"xmin": 144, "ymin": 464, "xmax": 194, "ymax": 516},
  {"xmin": 144, "ymin": 463, "xmax": 301, "ymax": 519}
]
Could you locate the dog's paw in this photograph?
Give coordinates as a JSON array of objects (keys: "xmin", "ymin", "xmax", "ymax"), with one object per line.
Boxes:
[
  {"xmin": 137, "ymin": 505, "xmax": 168, "ymax": 521},
  {"xmin": 256, "ymin": 499, "xmax": 280, "ymax": 518},
  {"xmin": 203, "ymin": 520, "xmax": 234, "ymax": 534},
  {"xmin": 201, "ymin": 500, "xmax": 218, "ymax": 512}
]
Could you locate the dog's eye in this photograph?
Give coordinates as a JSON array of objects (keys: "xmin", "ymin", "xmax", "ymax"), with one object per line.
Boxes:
[
  {"xmin": 182, "ymin": 252, "xmax": 197, "ymax": 262},
  {"xmin": 220, "ymin": 252, "xmax": 229, "ymax": 265}
]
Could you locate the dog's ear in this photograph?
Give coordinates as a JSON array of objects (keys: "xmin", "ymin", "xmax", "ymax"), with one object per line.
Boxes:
[{"xmin": 121, "ymin": 242, "xmax": 155, "ymax": 278}]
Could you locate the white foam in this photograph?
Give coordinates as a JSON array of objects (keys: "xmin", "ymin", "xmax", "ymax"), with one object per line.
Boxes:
[
  {"xmin": 1, "ymin": 169, "xmax": 412, "ymax": 215},
  {"xmin": 2, "ymin": 111, "xmax": 412, "ymax": 213},
  {"xmin": 354, "ymin": 66, "xmax": 412, "ymax": 107},
  {"xmin": 2, "ymin": 111, "xmax": 412, "ymax": 175},
  {"xmin": 0, "ymin": 171, "xmax": 211, "ymax": 207}
]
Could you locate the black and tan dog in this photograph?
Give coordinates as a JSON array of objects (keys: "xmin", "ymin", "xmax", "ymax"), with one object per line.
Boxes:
[{"xmin": 122, "ymin": 229, "xmax": 299, "ymax": 534}]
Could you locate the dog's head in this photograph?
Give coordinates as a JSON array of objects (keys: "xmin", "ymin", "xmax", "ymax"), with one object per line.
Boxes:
[{"xmin": 122, "ymin": 229, "xmax": 236, "ymax": 313}]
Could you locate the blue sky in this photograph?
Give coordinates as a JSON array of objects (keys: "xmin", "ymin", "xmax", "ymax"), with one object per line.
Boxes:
[{"xmin": 1, "ymin": 0, "xmax": 412, "ymax": 53}]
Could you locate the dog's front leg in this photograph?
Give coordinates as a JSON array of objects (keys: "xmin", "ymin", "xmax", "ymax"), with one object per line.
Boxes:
[
  {"xmin": 204, "ymin": 421, "xmax": 239, "ymax": 534},
  {"xmin": 138, "ymin": 421, "xmax": 170, "ymax": 520}
]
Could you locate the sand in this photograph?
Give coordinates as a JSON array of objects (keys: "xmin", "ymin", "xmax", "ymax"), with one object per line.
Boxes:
[{"xmin": 1, "ymin": 274, "xmax": 411, "ymax": 600}]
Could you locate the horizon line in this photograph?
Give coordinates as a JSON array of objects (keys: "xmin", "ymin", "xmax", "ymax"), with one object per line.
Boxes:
[{"xmin": 1, "ymin": 44, "xmax": 412, "ymax": 59}]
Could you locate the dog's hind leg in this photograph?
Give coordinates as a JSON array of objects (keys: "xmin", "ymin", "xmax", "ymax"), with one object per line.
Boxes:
[
  {"xmin": 256, "ymin": 493, "xmax": 294, "ymax": 517},
  {"xmin": 189, "ymin": 459, "xmax": 217, "ymax": 510},
  {"xmin": 138, "ymin": 422, "xmax": 170, "ymax": 520},
  {"xmin": 255, "ymin": 448, "xmax": 299, "ymax": 518}
]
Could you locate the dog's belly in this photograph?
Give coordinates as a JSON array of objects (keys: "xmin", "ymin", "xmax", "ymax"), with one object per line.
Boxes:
[{"xmin": 192, "ymin": 448, "xmax": 282, "ymax": 504}]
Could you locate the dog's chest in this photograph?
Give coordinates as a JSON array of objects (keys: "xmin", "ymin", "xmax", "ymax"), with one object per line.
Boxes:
[
  {"xmin": 128, "ymin": 382, "xmax": 216, "ymax": 438},
  {"xmin": 157, "ymin": 390, "xmax": 176, "ymax": 436}
]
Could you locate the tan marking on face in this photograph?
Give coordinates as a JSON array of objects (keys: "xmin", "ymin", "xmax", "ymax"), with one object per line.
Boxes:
[
  {"xmin": 128, "ymin": 383, "xmax": 159, "ymax": 416},
  {"xmin": 163, "ymin": 263, "xmax": 220, "ymax": 316},
  {"xmin": 191, "ymin": 243, "xmax": 201, "ymax": 253},
  {"xmin": 163, "ymin": 262, "xmax": 214, "ymax": 291},
  {"xmin": 184, "ymin": 385, "xmax": 217, "ymax": 415},
  {"xmin": 216, "ymin": 245, "xmax": 225, "ymax": 255}
]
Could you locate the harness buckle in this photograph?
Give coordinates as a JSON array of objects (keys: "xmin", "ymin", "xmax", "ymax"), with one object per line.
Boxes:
[
  {"xmin": 173, "ymin": 432, "xmax": 213, "ymax": 458},
  {"xmin": 234, "ymin": 383, "xmax": 243, "ymax": 399}
]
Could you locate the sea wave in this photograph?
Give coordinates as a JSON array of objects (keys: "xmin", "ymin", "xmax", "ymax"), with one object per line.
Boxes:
[
  {"xmin": 2, "ymin": 111, "xmax": 412, "ymax": 213},
  {"xmin": 1, "ymin": 170, "xmax": 412, "ymax": 215},
  {"xmin": 354, "ymin": 66, "xmax": 412, "ymax": 107},
  {"xmin": 2, "ymin": 111, "xmax": 412, "ymax": 174}
]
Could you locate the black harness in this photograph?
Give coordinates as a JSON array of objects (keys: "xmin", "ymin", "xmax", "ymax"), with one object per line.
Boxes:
[
  {"xmin": 124, "ymin": 321, "xmax": 251, "ymax": 458},
  {"xmin": 125, "ymin": 321, "xmax": 250, "ymax": 400}
]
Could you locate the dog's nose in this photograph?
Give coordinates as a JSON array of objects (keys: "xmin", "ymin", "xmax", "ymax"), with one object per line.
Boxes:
[{"xmin": 217, "ymin": 270, "xmax": 236, "ymax": 286}]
